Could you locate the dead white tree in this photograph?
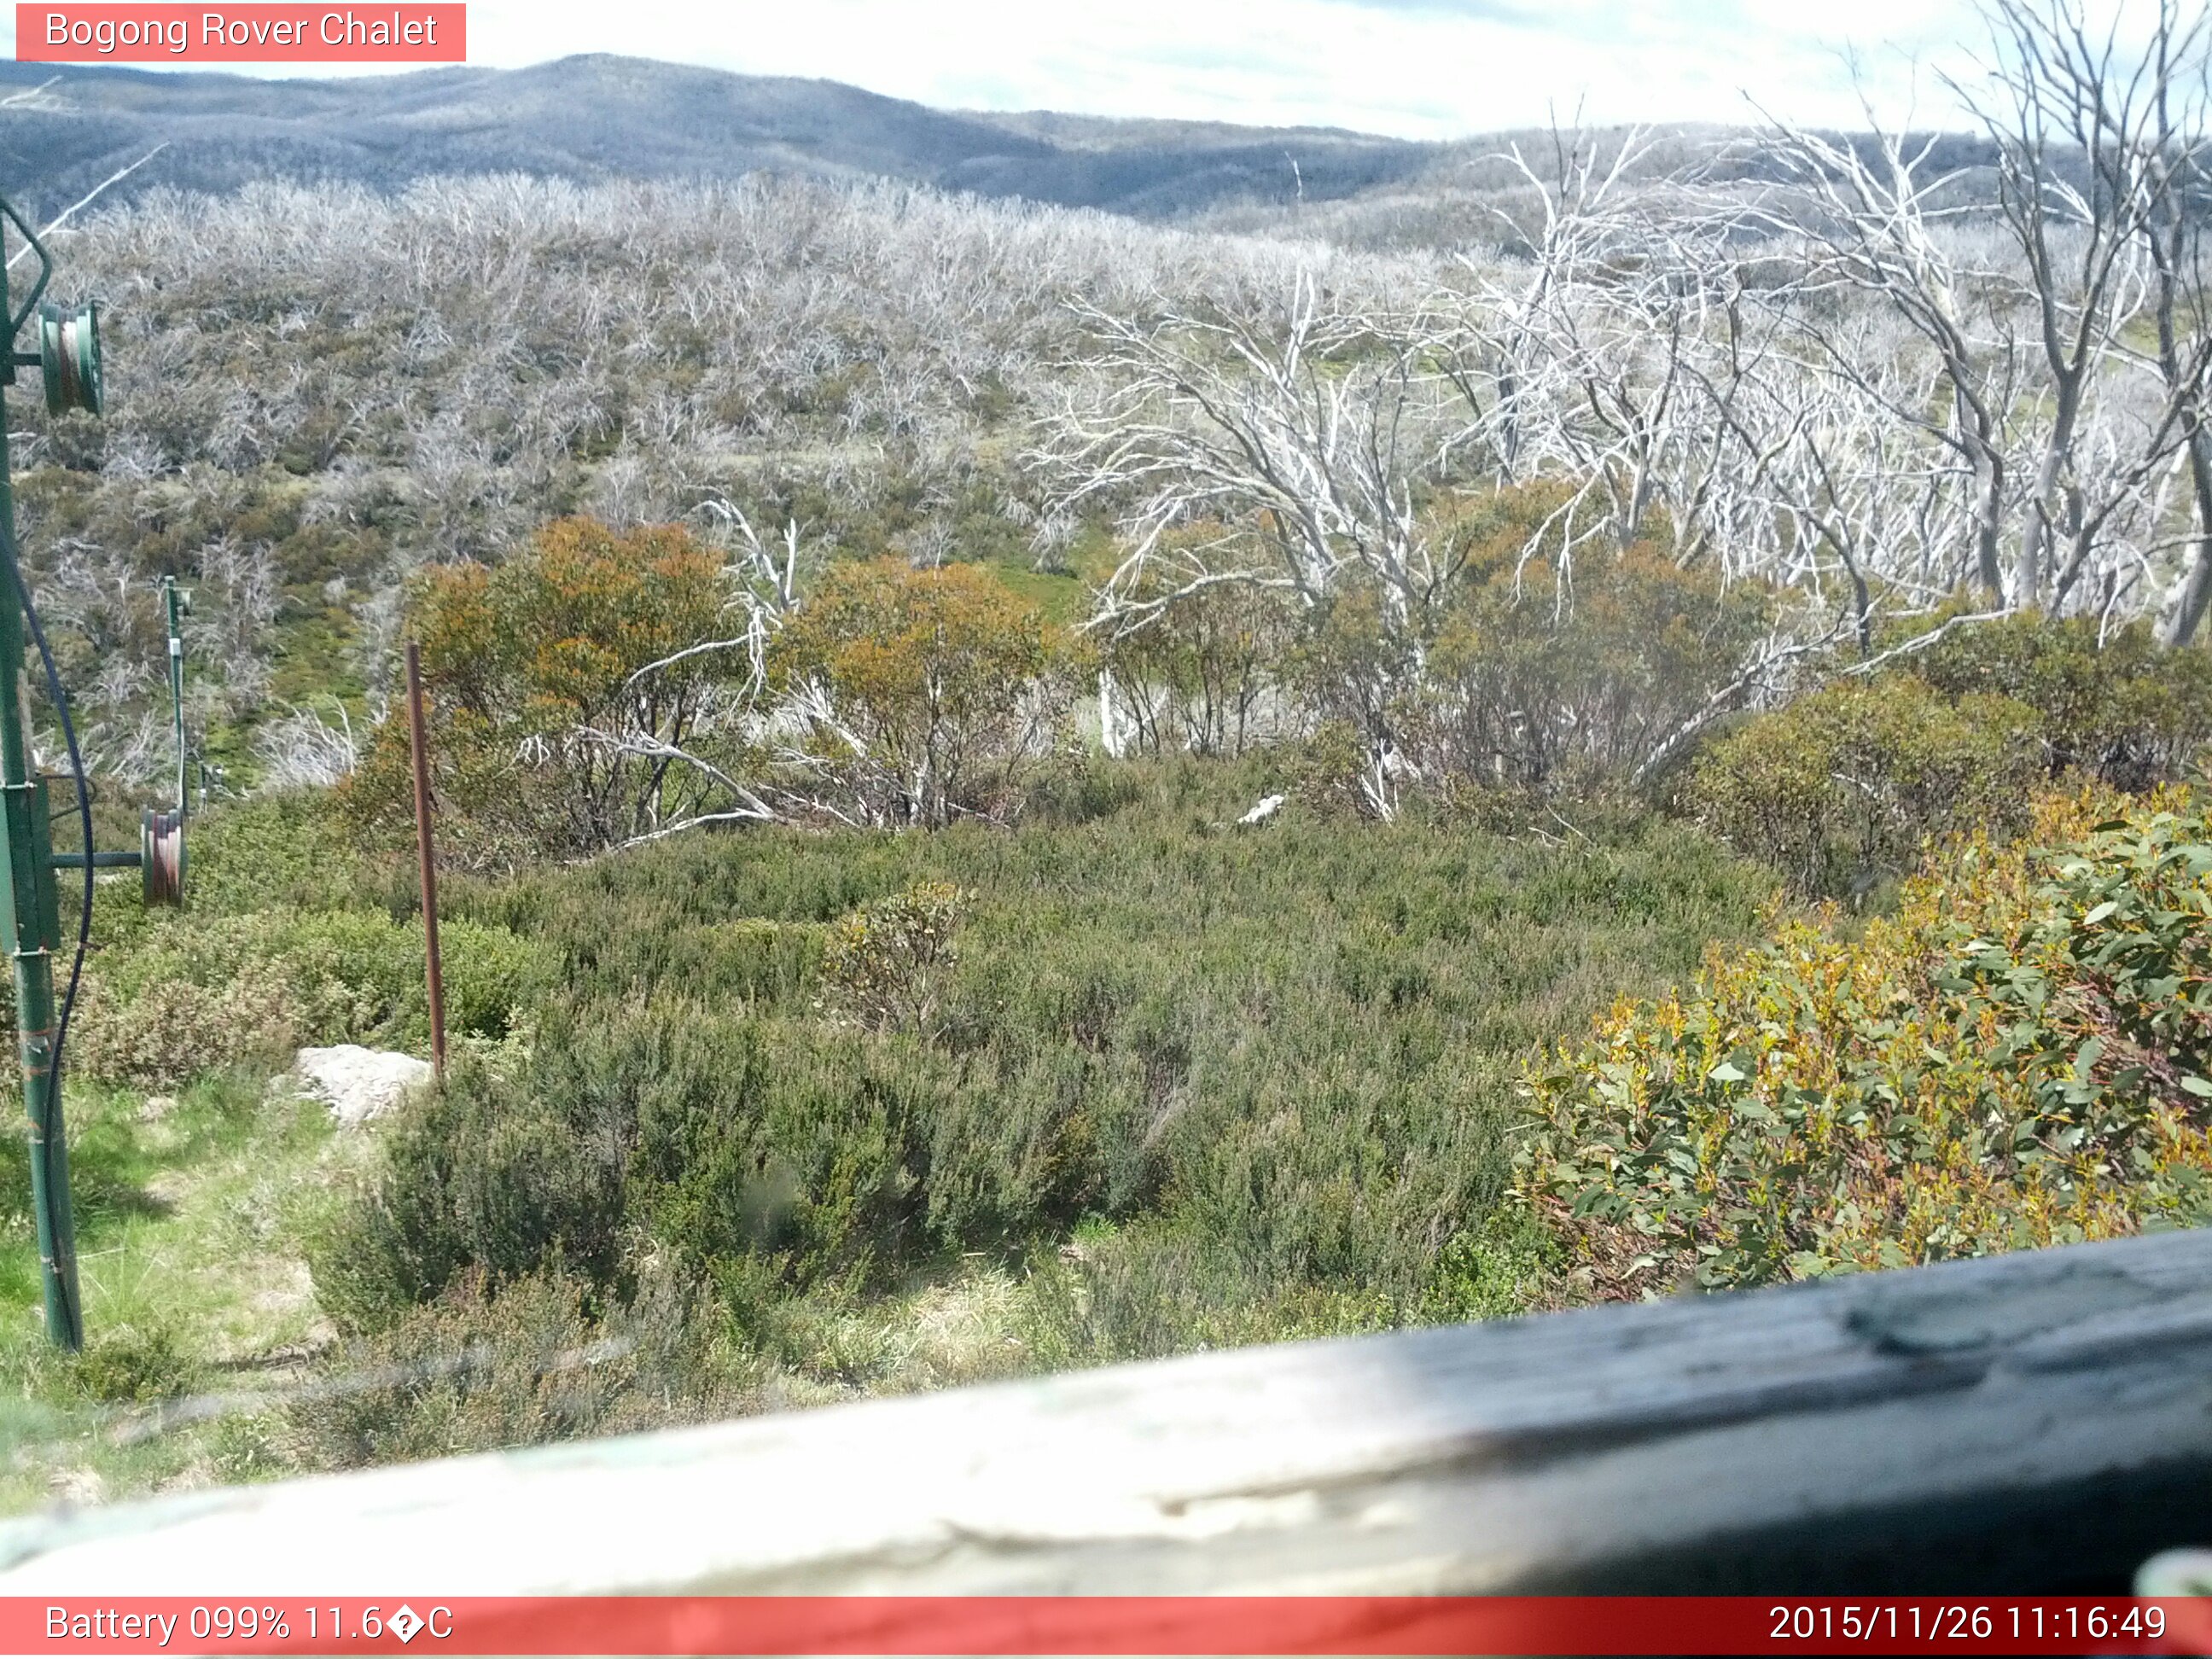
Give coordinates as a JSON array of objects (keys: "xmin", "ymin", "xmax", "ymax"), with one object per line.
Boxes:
[
  {"xmin": 253, "ymin": 698, "xmax": 364, "ymax": 789},
  {"xmin": 3, "ymin": 142, "xmax": 168, "ymax": 271},
  {"xmin": 1036, "ymin": 275, "xmax": 1478, "ymax": 633},
  {"xmin": 1034, "ymin": 275, "xmax": 1486, "ymax": 815},
  {"xmin": 1465, "ymin": 128, "xmax": 1725, "ymax": 562},
  {"xmin": 1749, "ymin": 2, "xmax": 2212, "ymax": 631},
  {"xmin": 1952, "ymin": 0, "xmax": 2212, "ymax": 614},
  {"xmin": 1752, "ymin": 114, "xmax": 2029, "ymax": 604}
]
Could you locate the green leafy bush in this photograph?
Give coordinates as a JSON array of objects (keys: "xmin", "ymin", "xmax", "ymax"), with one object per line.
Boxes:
[
  {"xmin": 1021, "ymin": 1220, "xmax": 1392, "ymax": 1367},
  {"xmin": 818, "ymin": 882, "xmax": 969, "ymax": 1036},
  {"xmin": 1915, "ymin": 615, "xmax": 2212, "ymax": 789},
  {"xmin": 1689, "ymin": 675, "xmax": 2044, "ymax": 900},
  {"xmin": 1096, "ymin": 528, "xmax": 1296, "ymax": 758},
  {"xmin": 1692, "ymin": 619, "xmax": 2212, "ymax": 899},
  {"xmin": 1284, "ymin": 719, "xmax": 1378, "ymax": 819},
  {"xmin": 182, "ymin": 792, "xmax": 377, "ymax": 917},
  {"xmin": 1016, "ymin": 745, "xmax": 1144, "ymax": 827},
  {"xmin": 73, "ymin": 908, "xmax": 549, "ymax": 1087},
  {"xmin": 311, "ymin": 1005, "xmax": 947, "ymax": 1332},
  {"xmin": 1519, "ymin": 787, "xmax": 2212, "ymax": 1301},
  {"xmin": 1274, "ymin": 492, "xmax": 1781, "ymax": 812}
]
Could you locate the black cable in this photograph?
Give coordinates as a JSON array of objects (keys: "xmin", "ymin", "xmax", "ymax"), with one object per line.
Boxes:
[{"xmin": 0, "ymin": 531, "xmax": 93, "ymax": 1342}]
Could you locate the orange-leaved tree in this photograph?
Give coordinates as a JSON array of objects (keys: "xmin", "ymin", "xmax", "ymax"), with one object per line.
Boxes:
[
  {"xmin": 350, "ymin": 517, "xmax": 770, "ymax": 869},
  {"xmin": 771, "ymin": 557, "xmax": 1079, "ymax": 826}
]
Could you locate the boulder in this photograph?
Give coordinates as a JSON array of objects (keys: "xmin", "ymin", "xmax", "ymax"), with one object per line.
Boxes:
[{"xmin": 293, "ymin": 1045, "xmax": 434, "ymax": 1127}]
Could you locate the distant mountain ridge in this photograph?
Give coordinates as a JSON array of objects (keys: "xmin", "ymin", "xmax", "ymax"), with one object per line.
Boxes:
[{"xmin": 0, "ymin": 54, "xmax": 1437, "ymax": 221}]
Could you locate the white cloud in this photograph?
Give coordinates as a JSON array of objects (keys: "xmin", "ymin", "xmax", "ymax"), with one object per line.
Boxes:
[{"xmin": 0, "ymin": 0, "xmax": 2062, "ymax": 137}]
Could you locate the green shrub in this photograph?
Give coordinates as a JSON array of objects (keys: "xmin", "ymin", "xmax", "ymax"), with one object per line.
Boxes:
[
  {"xmin": 309, "ymin": 1039, "xmax": 633, "ymax": 1333},
  {"xmin": 818, "ymin": 882, "xmax": 969, "ymax": 1036},
  {"xmin": 1692, "ymin": 619, "xmax": 2212, "ymax": 899},
  {"xmin": 1021, "ymin": 1220, "xmax": 1394, "ymax": 1367},
  {"xmin": 291, "ymin": 1271, "xmax": 647, "ymax": 1469},
  {"xmin": 72, "ymin": 1323, "xmax": 198, "ymax": 1404},
  {"xmin": 1016, "ymin": 746, "xmax": 1143, "ymax": 827},
  {"xmin": 1270, "ymin": 495, "xmax": 1781, "ymax": 810},
  {"xmin": 1412, "ymin": 1212, "xmax": 1559, "ymax": 1324},
  {"xmin": 1915, "ymin": 615, "xmax": 2212, "ymax": 789},
  {"xmin": 183, "ymin": 792, "xmax": 375, "ymax": 917},
  {"xmin": 1284, "ymin": 719, "xmax": 1378, "ymax": 818},
  {"xmin": 458, "ymin": 882, "xmax": 828, "ymax": 1010},
  {"xmin": 1095, "ymin": 529, "xmax": 1295, "ymax": 758},
  {"xmin": 69, "ymin": 956, "xmax": 335, "ymax": 1089},
  {"xmin": 1689, "ymin": 675, "xmax": 2043, "ymax": 900},
  {"xmin": 1519, "ymin": 787, "xmax": 2212, "ymax": 1302},
  {"xmin": 771, "ymin": 557, "xmax": 1080, "ymax": 828},
  {"xmin": 321, "ymin": 789, "xmax": 1773, "ymax": 1355},
  {"xmin": 72, "ymin": 908, "xmax": 550, "ymax": 1087},
  {"xmin": 312, "ymin": 1005, "xmax": 950, "ymax": 1330},
  {"xmin": 1418, "ymin": 527, "xmax": 1779, "ymax": 792}
]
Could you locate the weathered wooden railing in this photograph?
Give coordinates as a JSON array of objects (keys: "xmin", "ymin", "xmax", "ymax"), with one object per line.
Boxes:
[{"xmin": 3, "ymin": 1228, "xmax": 2210, "ymax": 1594}]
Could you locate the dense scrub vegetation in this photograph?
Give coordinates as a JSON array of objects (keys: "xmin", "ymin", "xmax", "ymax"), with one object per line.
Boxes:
[
  {"xmin": 11, "ymin": 769, "xmax": 1769, "ymax": 1475},
  {"xmin": 1689, "ymin": 620, "xmax": 2212, "ymax": 903},
  {"xmin": 35, "ymin": 622, "xmax": 2207, "ymax": 1483},
  {"xmin": 225, "ymin": 562, "xmax": 2204, "ymax": 1472}
]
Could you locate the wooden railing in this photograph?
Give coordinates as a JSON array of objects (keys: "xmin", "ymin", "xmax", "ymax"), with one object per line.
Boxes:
[{"xmin": 3, "ymin": 1227, "xmax": 2210, "ymax": 1595}]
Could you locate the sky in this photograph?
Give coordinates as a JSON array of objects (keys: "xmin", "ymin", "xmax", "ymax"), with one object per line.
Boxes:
[
  {"xmin": 4, "ymin": 1, "xmax": 2033, "ymax": 138},
  {"xmin": 567, "ymin": 0, "xmax": 1994, "ymax": 138}
]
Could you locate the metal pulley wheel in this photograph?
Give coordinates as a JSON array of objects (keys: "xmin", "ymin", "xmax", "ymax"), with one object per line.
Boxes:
[
  {"xmin": 38, "ymin": 301, "xmax": 100, "ymax": 416},
  {"xmin": 141, "ymin": 807, "xmax": 183, "ymax": 906}
]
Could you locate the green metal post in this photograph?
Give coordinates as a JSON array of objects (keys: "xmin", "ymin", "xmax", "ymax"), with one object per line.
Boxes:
[
  {"xmin": 0, "ymin": 427, "xmax": 79, "ymax": 1348},
  {"xmin": 0, "ymin": 255, "xmax": 80, "ymax": 1350},
  {"xmin": 164, "ymin": 579, "xmax": 185, "ymax": 818},
  {"xmin": 0, "ymin": 200, "xmax": 114, "ymax": 1353}
]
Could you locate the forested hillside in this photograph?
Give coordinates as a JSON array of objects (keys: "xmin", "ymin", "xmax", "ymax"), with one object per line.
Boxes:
[
  {"xmin": 3, "ymin": 0, "xmax": 2212, "ymax": 1513},
  {"xmin": 0, "ymin": 55, "xmax": 1431, "ymax": 223}
]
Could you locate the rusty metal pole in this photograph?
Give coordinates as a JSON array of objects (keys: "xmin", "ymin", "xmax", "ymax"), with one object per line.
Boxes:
[{"xmin": 405, "ymin": 642, "xmax": 446, "ymax": 1078}]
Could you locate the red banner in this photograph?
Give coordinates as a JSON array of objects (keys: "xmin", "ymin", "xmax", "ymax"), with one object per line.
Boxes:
[
  {"xmin": 0, "ymin": 1597, "xmax": 2204, "ymax": 1656},
  {"xmin": 16, "ymin": 6, "xmax": 465, "ymax": 63}
]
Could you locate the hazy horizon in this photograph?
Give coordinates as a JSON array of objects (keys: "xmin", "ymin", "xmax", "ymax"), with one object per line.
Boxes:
[{"xmin": 0, "ymin": 0, "xmax": 2020, "ymax": 141}]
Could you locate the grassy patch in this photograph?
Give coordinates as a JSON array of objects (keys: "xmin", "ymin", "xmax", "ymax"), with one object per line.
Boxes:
[
  {"xmin": 0, "ymin": 1072, "xmax": 352, "ymax": 1511},
  {"xmin": 981, "ymin": 558, "xmax": 1090, "ymax": 626}
]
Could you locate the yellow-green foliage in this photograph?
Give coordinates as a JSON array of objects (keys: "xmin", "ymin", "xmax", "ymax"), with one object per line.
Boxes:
[
  {"xmin": 290, "ymin": 1269, "xmax": 712, "ymax": 1469},
  {"xmin": 1520, "ymin": 788, "xmax": 2212, "ymax": 1301},
  {"xmin": 1691, "ymin": 618, "xmax": 2212, "ymax": 899},
  {"xmin": 1915, "ymin": 615, "xmax": 2212, "ymax": 789},
  {"xmin": 819, "ymin": 881, "xmax": 970, "ymax": 1036},
  {"xmin": 1278, "ymin": 487, "xmax": 1782, "ymax": 811},
  {"xmin": 345, "ymin": 517, "xmax": 742, "ymax": 870},
  {"xmin": 1690, "ymin": 675, "xmax": 2045, "ymax": 900},
  {"xmin": 1422, "ymin": 525, "xmax": 1777, "ymax": 790}
]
